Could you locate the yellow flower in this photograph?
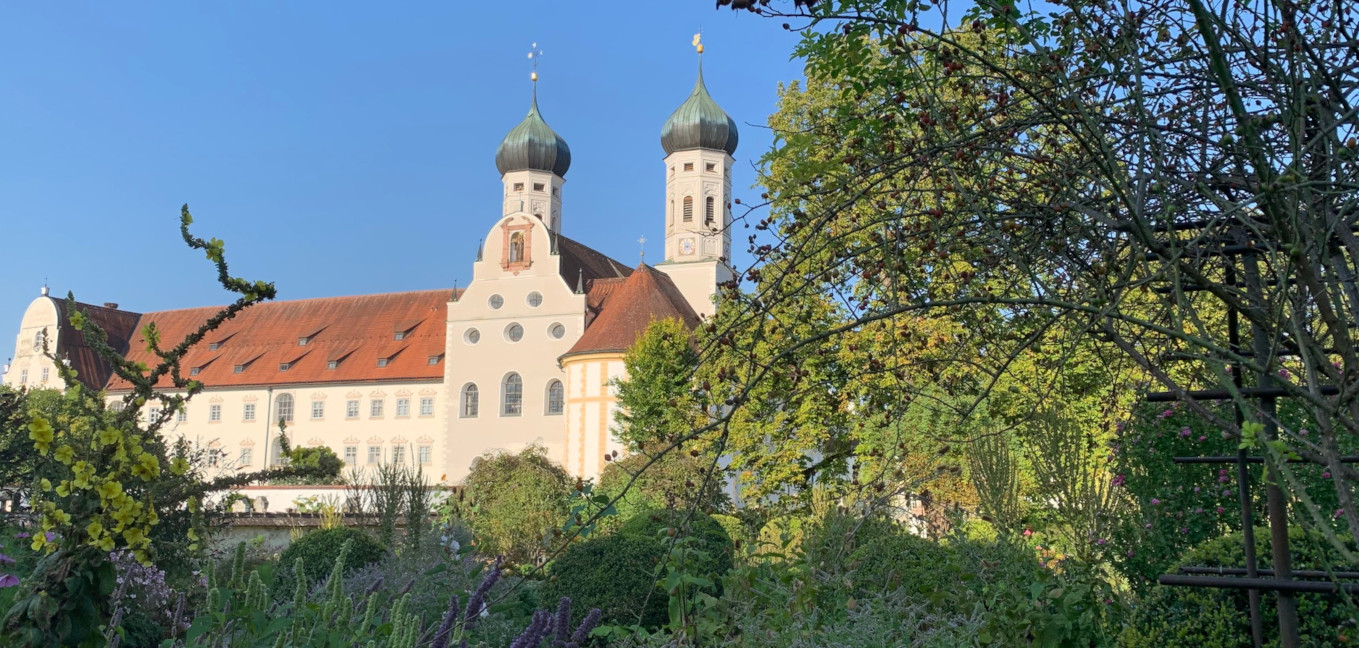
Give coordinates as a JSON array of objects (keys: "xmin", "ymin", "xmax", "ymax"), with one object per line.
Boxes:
[
  {"xmin": 55, "ymin": 481, "xmax": 70, "ymax": 497},
  {"xmin": 97, "ymin": 480, "xmax": 123, "ymax": 501},
  {"xmin": 133, "ymin": 453, "xmax": 160, "ymax": 480},
  {"xmin": 71, "ymin": 461, "xmax": 94, "ymax": 489},
  {"xmin": 87, "ymin": 520, "xmax": 104, "ymax": 539},
  {"xmin": 28, "ymin": 416, "xmax": 54, "ymax": 453},
  {"xmin": 98, "ymin": 427, "xmax": 120, "ymax": 447},
  {"xmin": 51, "ymin": 509, "xmax": 71, "ymax": 526},
  {"xmin": 169, "ymin": 457, "xmax": 190, "ymax": 476},
  {"xmin": 30, "ymin": 534, "xmax": 45, "ymax": 552},
  {"xmin": 123, "ymin": 527, "xmax": 146, "ymax": 548},
  {"xmin": 187, "ymin": 528, "xmax": 199, "ymax": 542},
  {"xmin": 97, "ymin": 536, "xmax": 114, "ymax": 552},
  {"xmin": 39, "ymin": 478, "xmax": 52, "ymax": 492},
  {"xmin": 54, "ymin": 445, "xmax": 75, "ymax": 464}
]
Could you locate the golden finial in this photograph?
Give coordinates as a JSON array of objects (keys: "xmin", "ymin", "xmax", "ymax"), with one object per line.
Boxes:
[
  {"xmin": 528, "ymin": 42, "xmax": 543, "ymax": 82},
  {"xmin": 693, "ymin": 32, "xmax": 703, "ymax": 54}
]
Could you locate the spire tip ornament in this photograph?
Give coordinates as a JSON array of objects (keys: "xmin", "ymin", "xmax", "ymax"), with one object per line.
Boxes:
[{"xmin": 693, "ymin": 31, "xmax": 703, "ymax": 54}]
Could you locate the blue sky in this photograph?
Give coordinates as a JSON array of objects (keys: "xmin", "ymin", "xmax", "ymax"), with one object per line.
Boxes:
[{"xmin": 0, "ymin": 2, "xmax": 805, "ymax": 360}]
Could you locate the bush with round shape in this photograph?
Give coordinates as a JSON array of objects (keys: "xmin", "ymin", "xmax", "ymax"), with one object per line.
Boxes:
[
  {"xmin": 276, "ymin": 527, "xmax": 385, "ymax": 592},
  {"xmin": 541, "ymin": 534, "xmax": 668, "ymax": 628},
  {"xmin": 617, "ymin": 508, "xmax": 734, "ymax": 579},
  {"xmin": 1124, "ymin": 526, "xmax": 1358, "ymax": 647}
]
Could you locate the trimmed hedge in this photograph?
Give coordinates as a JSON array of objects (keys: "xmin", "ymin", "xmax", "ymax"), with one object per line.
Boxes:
[
  {"xmin": 1124, "ymin": 527, "xmax": 1358, "ymax": 647},
  {"xmin": 276, "ymin": 527, "xmax": 385, "ymax": 592},
  {"xmin": 542, "ymin": 534, "xmax": 668, "ymax": 628}
]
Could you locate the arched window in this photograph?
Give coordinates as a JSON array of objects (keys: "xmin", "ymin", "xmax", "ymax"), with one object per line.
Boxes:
[
  {"xmin": 275, "ymin": 394, "xmax": 294, "ymax": 423},
  {"xmin": 32, "ymin": 330, "xmax": 43, "ymax": 351},
  {"xmin": 508, "ymin": 232, "xmax": 525, "ymax": 263},
  {"xmin": 461, "ymin": 383, "xmax": 479, "ymax": 418},
  {"xmin": 669, "ymin": 199, "xmax": 674, "ymax": 226},
  {"xmin": 545, "ymin": 380, "xmax": 564, "ymax": 415},
  {"xmin": 502, "ymin": 373, "xmax": 523, "ymax": 416},
  {"xmin": 705, "ymin": 197, "xmax": 715, "ymax": 225},
  {"xmin": 682, "ymin": 196, "xmax": 693, "ymax": 222}
]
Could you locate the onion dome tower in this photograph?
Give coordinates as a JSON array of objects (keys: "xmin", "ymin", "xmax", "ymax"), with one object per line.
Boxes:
[
  {"xmin": 496, "ymin": 56, "xmax": 569, "ymax": 232},
  {"xmin": 655, "ymin": 34, "xmax": 736, "ymax": 319}
]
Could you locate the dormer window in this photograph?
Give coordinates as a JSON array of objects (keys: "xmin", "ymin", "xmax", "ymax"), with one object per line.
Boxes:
[
  {"xmin": 210, "ymin": 342, "xmax": 221, "ymax": 351},
  {"xmin": 279, "ymin": 362, "xmax": 291, "ymax": 372},
  {"xmin": 394, "ymin": 331, "xmax": 406, "ymax": 341},
  {"xmin": 190, "ymin": 367, "xmax": 201, "ymax": 376},
  {"xmin": 327, "ymin": 360, "xmax": 338, "ymax": 370},
  {"xmin": 428, "ymin": 355, "xmax": 442, "ymax": 366},
  {"xmin": 233, "ymin": 365, "xmax": 245, "ymax": 374},
  {"xmin": 377, "ymin": 358, "xmax": 390, "ymax": 368},
  {"xmin": 297, "ymin": 336, "xmax": 310, "ymax": 346}
]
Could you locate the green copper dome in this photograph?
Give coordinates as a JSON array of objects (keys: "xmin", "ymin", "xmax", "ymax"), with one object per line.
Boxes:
[
  {"xmin": 496, "ymin": 89, "xmax": 571, "ymax": 177},
  {"xmin": 661, "ymin": 61, "xmax": 738, "ymax": 156}
]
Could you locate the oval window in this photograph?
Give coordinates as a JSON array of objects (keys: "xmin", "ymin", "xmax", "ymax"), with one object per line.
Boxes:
[
  {"xmin": 549, "ymin": 323, "xmax": 566, "ymax": 339},
  {"xmin": 464, "ymin": 328, "xmax": 481, "ymax": 345},
  {"xmin": 488, "ymin": 294, "xmax": 504, "ymax": 310},
  {"xmin": 527, "ymin": 292, "xmax": 543, "ymax": 308},
  {"xmin": 506, "ymin": 323, "xmax": 524, "ymax": 342}
]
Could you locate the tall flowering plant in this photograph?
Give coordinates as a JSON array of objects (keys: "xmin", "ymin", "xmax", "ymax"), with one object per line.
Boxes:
[{"xmin": 1, "ymin": 207, "xmax": 331, "ymax": 648}]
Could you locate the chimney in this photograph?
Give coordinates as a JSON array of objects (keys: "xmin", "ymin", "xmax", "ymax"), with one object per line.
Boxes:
[{"xmin": 103, "ymin": 302, "xmax": 118, "ymax": 309}]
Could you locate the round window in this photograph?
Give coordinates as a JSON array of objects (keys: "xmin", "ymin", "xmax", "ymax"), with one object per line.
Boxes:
[
  {"xmin": 549, "ymin": 323, "xmax": 566, "ymax": 339},
  {"xmin": 506, "ymin": 323, "xmax": 524, "ymax": 342},
  {"xmin": 527, "ymin": 291, "xmax": 543, "ymax": 308},
  {"xmin": 488, "ymin": 294, "xmax": 504, "ymax": 310},
  {"xmin": 464, "ymin": 328, "xmax": 480, "ymax": 345}
]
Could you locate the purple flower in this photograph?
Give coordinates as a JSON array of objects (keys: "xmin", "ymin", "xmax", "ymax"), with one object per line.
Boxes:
[
  {"xmin": 1095, "ymin": 538, "xmax": 1107, "ymax": 545},
  {"xmin": 1126, "ymin": 550, "xmax": 1136, "ymax": 558},
  {"xmin": 1151, "ymin": 498, "xmax": 1161, "ymax": 506},
  {"xmin": 1323, "ymin": 471, "xmax": 1331, "ymax": 479},
  {"xmin": 1159, "ymin": 409, "xmax": 1175, "ymax": 419},
  {"xmin": 1217, "ymin": 507, "xmax": 1225, "ymax": 514},
  {"xmin": 1300, "ymin": 428, "xmax": 1310, "ymax": 437},
  {"xmin": 1194, "ymin": 507, "xmax": 1203, "ymax": 514},
  {"xmin": 1179, "ymin": 427, "xmax": 1191, "ymax": 437},
  {"xmin": 1278, "ymin": 368, "xmax": 1291, "ymax": 379},
  {"xmin": 0, "ymin": 553, "xmax": 13, "ymax": 566},
  {"xmin": 0, "ymin": 574, "xmax": 18, "ymax": 588},
  {"xmin": 1112, "ymin": 475, "xmax": 1126, "ymax": 487},
  {"xmin": 1197, "ymin": 435, "xmax": 1207, "ymax": 442},
  {"xmin": 14, "ymin": 533, "xmax": 28, "ymax": 539}
]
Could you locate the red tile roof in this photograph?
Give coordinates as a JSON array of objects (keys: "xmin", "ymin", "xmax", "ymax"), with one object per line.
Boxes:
[
  {"xmin": 105, "ymin": 289, "xmax": 456, "ymax": 391},
  {"xmin": 562, "ymin": 264, "xmax": 699, "ymax": 360},
  {"xmin": 556, "ymin": 234, "xmax": 632, "ymax": 288},
  {"xmin": 54, "ymin": 300, "xmax": 143, "ymax": 390}
]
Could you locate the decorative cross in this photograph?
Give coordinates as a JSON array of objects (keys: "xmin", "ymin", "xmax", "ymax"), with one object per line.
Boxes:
[
  {"xmin": 638, "ymin": 235, "xmax": 647, "ymax": 261},
  {"xmin": 527, "ymin": 42, "xmax": 543, "ymax": 82}
]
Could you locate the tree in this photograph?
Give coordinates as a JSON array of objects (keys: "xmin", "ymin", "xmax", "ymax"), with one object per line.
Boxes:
[
  {"xmin": 612, "ymin": 318, "xmax": 705, "ymax": 451},
  {"xmin": 461, "ymin": 444, "xmax": 573, "ymax": 565}
]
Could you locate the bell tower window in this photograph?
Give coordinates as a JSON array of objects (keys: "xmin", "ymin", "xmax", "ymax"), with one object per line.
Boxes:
[
  {"xmin": 683, "ymin": 196, "xmax": 693, "ymax": 222},
  {"xmin": 705, "ymin": 197, "xmax": 715, "ymax": 225}
]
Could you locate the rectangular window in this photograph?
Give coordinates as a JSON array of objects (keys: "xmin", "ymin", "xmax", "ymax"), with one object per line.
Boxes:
[
  {"xmin": 533, "ymin": 182, "xmax": 544, "ymax": 192},
  {"xmin": 40, "ymin": 367, "xmax": 49, "ymax": 382},
  {"xmin": 19, "ymin": 370, "xmax": 26, "ymax": 384},
  {"xmin": 149, "ymin": 407, "xmax": 161, "ymax": 421},
  {"xmin": 367, "ymin": 446, "xmax": 381, "ymax": 465},
  {"xmin": 418, "ymin": 445, "xmax": 432, "ymax": 464},
  {"xmin": 209, "ymin": 342, "xmax": 220, "ymax": 351},
  {"xmin": 176, "ymin": 408, "xmax": 187, "ymax": 423},
  {"xmin": 311, "ymin": 400, "xmax": 324, "ymax": 420},
  {"xmin": 683, "ymin": 162, "xmax": 694, "ymax": 171},
  {"xmin": 297, "ymin": 336, "xmax": 309, "ymax": 346},
  {"xmin": 190, "ymin": 367, "xmax": 201, "ymax": 376},
  {"xmin": 240, "ymin": 447, "xmax": 253, "ymax": 466},
  {"xmin": 705, "ymin": 162, "xmax": 716, "ymax": 172},
  {"xmin": 512, "ymin": 182, "xmax": 524, "ymax": 191},
  {"xmin": 370, "ymin": 399, "xmax": 384, "ymax": 417},
  {"xmin": 343, "ymin": 446, "xmax": 357, "ymax": 465},
  {"xmin": 346, "ymin": 400, "xmax": 359, "ymax": 419},
  {"xmin": 419, "ymin": 397, "xmax": 434, "ymax": 417},
  {"xmin": 428, "ymin": 356, "xmax": 440, "ymax": 365},
  {"xmin": 243, "ymin": 403, "xmax": 255, "ymax": 421},
  {"xmin": 279, "ymin": 363, "xmax": 290, "ymax": 372},
  {"xmin": 393, "ymin": 331, "xmax": 405, "ymax": 341},
  {"xmin": 207, "ymin": 451, "xmax": 219, "ymax": 467},
  {"xmin": 327, "ymin": 360, "xmax": 338, "ymax": 370},
  {"xmin": 233, "ymin": 365, "xmax": 244, "ymax": 374},
  {"xmin": 377, "ymin": 358, "xmax": 389, "ymax": 367},
  {"xmin": 392, "ymin": 446, "xmax": 406, "ymax": 465},
  {"xmin": 209, "ymin": 404, "xmax": 221, "ymax": 422},
  {"xmin": 396, "ymin": 398, "xmax": 410, "ymax": 417}
]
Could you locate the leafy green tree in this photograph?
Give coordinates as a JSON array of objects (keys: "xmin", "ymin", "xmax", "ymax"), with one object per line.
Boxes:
[
  {"xmin": 612, "ymin": 318, "xmax": 705, "ymax": 451},
  {"xmin": 462, "ymin": 444, "xmax": 572, "ymax": 565},
  {"xmin": 596, "ymin": 447, "xmax": 730, "ymax": 530}
]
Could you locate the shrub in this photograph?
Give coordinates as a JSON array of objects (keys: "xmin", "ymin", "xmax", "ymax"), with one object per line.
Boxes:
[
  {"xmin": 541, "ymin": 534, "xmax": 667, "ymax": 628},
  {"xmin": 617, "ymin": 509, "xmax": 734, "ymax": 580},
  {"xmin": 462, "ymin": 445, "xmax": 572, "ymax": 565},
  {"xmin": 596, "ymin": 448, "xmax": 730, "ymax": 534},
  {"xmin": 276, "ymin": 527, "xmax": 385, "ymax": 592},
  {"xmin": 1124, "ymin": 527, "xmax": 1359, "ymax": 647}
]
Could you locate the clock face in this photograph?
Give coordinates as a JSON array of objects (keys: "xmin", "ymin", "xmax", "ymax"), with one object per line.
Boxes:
[{"xmin": 680, "ymin": 238, "xmax": 695, "ymax": 255}]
